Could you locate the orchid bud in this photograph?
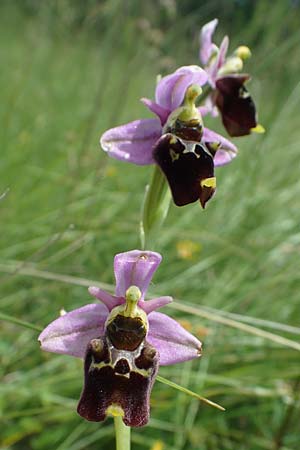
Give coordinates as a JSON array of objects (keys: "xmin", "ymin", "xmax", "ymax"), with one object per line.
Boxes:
[{"xmin": 234, "ymin": 45, "xmax": 251, "ymax": 60}]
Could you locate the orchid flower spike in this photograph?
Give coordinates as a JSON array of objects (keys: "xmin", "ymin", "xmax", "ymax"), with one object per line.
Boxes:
[
  {"xmin": 101, "ymin": 65, "xmax": 237, "ymax": 208},
  {"xmin": 39, "ymin": 250, "xmax": 202, "ymax": 427},
  {"xmin": 199, "ymin": 18, "xmax": 264, "ymax": 137}
]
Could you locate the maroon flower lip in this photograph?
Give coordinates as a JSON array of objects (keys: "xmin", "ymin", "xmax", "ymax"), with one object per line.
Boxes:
[
  {"xmin": 153, "ymin": 133, "xmax": 215, "ymax": 207},
  {"xmin": 77, "ymin": 337, "xmax": 159, "ymax": 427},
  {"xmin": 215, "ymin": 75, "xmax": 257, "ymax": 137}
]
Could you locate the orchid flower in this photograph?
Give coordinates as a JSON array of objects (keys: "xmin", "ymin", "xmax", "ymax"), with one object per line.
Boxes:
[
  {"xmin": 39, "ymin": 250, "xmax": 202, "ymax": 427},
  {"xmin": 101, "ymin": 65, "xmax": 237, "ymax": 208},
  {"xmin": 199, "ymin": 18, "xmax": 263, "ymax": 137}
]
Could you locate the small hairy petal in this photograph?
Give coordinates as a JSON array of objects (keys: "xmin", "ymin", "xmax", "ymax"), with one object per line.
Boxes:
[
  {"xmin": 199, "ymin": 18, "xmax": 219, "ymax": 65},
  {"xmin": 88, "ymin": 287, "xmax": 123, "ymax": 311},
  {"xmin": 147, "ymin": 312, "xmax": 202, "ymax": 365},
  {"xmin": 203, "ymin": 127, "xmax": 238, "ymax": 166},
  {"xmin": 139, "ymin": 296, "xmax": 173, "ymax": 314},
  {"xmin": 155, "ymin": 66, "xmax": 208, "ymax": 111},
  {"xmin": 100, "ymin": 119, "xmax": 161, "ymax": 165},
  {"xmin": 38, "ymin": 304, "xmax": 108, "ymax": 358},
  {"xmin": 140, "ymin": 98, "xmax": 170, "ymax": 126},
  {"xmin": 114, "ymin": 250, "xmax": 162, "ymax": 299}
]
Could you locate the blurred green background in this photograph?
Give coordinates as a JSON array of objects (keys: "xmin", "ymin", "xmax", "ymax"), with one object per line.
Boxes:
[{"xmin": 1, "ymin": 0, "xmax": 300, "ymax": 449}]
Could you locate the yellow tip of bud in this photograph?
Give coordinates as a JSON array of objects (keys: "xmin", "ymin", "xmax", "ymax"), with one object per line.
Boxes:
[
  {"xmin": 251, "ymin": 124, "xmax": 265, "ymax": 134},
  {"xmin": 200, "ymin": 177, "xmax": 216, "ymax": 189},
  {"xmin": 235, "ymin": 45, "xmax": 251, "ymax": 60}
]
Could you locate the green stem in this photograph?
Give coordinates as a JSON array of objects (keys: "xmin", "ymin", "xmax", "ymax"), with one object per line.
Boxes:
[
  {"xmin": 114, "ymin": 416, "xmax": 131, "ymax": 450},
  {"xmin": 140, "ymin": 165, "xmax": 171, "ymax": 249}
]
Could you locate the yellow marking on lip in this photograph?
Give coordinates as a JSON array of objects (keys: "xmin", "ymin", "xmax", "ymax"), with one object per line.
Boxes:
[
  {"xmin": 170, "ymin": 149, "xmax": 180, "ymax": 162},
  {"xmin": 170, "ymin": 136, "xmax": 177, "ymax": 144},
  {"xmin": 251, "ymin": 124, "xmax": 265, "ymax": 134},
  {"xmin": 200, "ymin": 177, "xmax": 216, "ymax": 188},
  {"xmin": 106, "ymin": 404, "xmax": 124, "ymax": 417},
  {"xmin": 208, "ymin": 142, "xmax": 220, "ymax": 152}
]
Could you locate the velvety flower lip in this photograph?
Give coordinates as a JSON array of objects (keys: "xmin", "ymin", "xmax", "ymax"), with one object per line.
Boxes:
[
  {"xmin": 152, "ymin": 133, "xmax": 216, "ymax": 207},
  {"xmin": 38, "ymin": 250, "xmax": 202, "ymax": 366},
  {"xmin": 215, "ymin": 75, "xmax": 257, "ymax": 136},
  {"xmin": 77, "ymin": 337, "xmax": 159, "ymax": 427}
]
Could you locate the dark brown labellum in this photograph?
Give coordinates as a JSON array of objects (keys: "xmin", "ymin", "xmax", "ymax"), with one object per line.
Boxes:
[
  {"xmin": 77, "ymin": 337, "xmax": 159, "ymax": 427},
  {"xmin": 153, "ymin": 133, "xmax": 215, "ymax": 207},
  {"xmin": 215, "ymin": 74, "xmax": 257, "ymax": 136}
]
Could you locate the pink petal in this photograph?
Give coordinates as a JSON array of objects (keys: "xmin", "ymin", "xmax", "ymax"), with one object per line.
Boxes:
[
  {"xmin": 100, "ymin": 119, "xmax": 161, "ymax": 165},
  {"xmin": 209, "ymin": 35, "xmax": 229, "ymax": 85},
  {"xmin": 203, "ymin": 127, "xmax": 238, "ymax": 166},
  {"xmin": 114, "ymin": 250, "xmax": 162, "ymax": 299},
  {"xmin": 199, "ymin": 96, "xmax": 219, "ymax": 118},
  {"xmin": 155, "ymin": 66, "xmax": 208, "ymax": 111},
  {"xmin": 88, "ymin": 286, "xmax": 124, "ymax": 311},
  {"xmin": 214, "ymin": 148, "xmax": 237, "ymax": 166},
  {"xmin": 198, "ymin": 105, "xmax": 210, "ymax": 117},
  {"xmin": 199, "ymin": 18, "xmax": 219, "ymax": 65},
  {"xmin": 147, "ymin": 312, "xmax": 202, "ymax": 366},
  {"xmin": 141, "ymin": 98, "xmax": 170, "ymax": 126},
  {"xmin": 139, "ymin": 296, "xmax": 173, "ymax": 314},
  {"xmin": 38, "ymin": 304, "xmax": 108, "ymax": 358}
]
